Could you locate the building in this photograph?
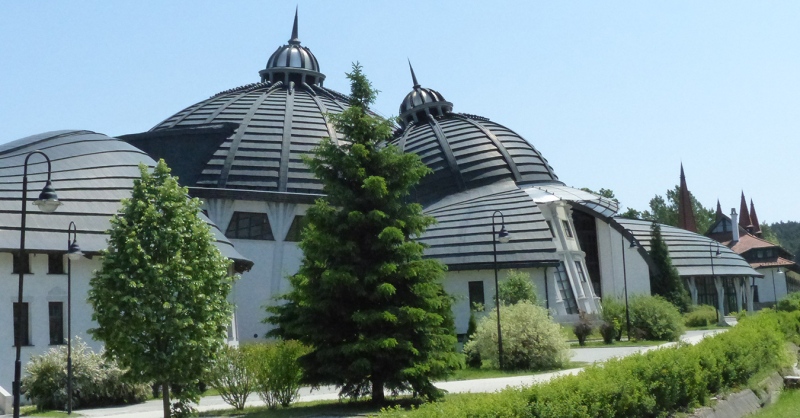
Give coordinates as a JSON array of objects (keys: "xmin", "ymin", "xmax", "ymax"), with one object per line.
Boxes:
[
  {"xmin": 707, "ymin": 193, "xmax": 800, "ymax": 308},
  {"xmin": 0, "ymin": 131, "xmax": 251, "ymax": 410}
]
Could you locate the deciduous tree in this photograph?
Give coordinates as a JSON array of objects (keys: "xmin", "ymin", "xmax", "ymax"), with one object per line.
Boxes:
[
  {"xmin": 267, "ymin": 64, "xmax": 460, "ymax": 402},
  {"xmin": 88, "ymin": 161, "xmax": 234, "ymax": 418}
]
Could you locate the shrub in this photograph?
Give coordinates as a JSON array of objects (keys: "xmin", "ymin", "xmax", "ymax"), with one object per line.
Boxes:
[
  {"xmin": 464, "ymin": 301, "xmax": 569, "ymax": 371},
  {"xmin": 777, "ymin": 291, "xmax": 800, "ymax": 312},
  {"xmin": 573, "ymin": 310, "xmax": 594, "ymax": 346},
  {"xmin": 600, "ymin": 298, "xmax": 626, "ymax": 341},
  {"xmin": 629, "ymin": 295, "xmax": 685, "ymax": 341},
  {"xmin": 498, "ymin": 270, "xmax": 537, "ymax": 306},
  {"xmin": 21, "ymin": 338, "xmax": 150, "ymax": 411},
  {"xmin": 464, "ymin": 312, "xmax": 481, "ymax": 368},
  {"xmin": 207, "ymin": 345, "xmax": 256, "ymax": 410},
  {"xmin": 378, "ymin": 310, "xmax": 791, "ymax": 418},
  {"xmin": 599, "ymin": 322, "xmax": 616, "ymax": 344},
  {"xmin": 249, "ymin": 340, "xmax": 310, "ymax": 408},
  {"xmin": 684, "ymin": 304, "xmax": 717, "ymax": 327}
]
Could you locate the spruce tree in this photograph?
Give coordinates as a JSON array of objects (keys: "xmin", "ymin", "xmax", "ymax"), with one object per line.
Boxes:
[
  {"xmin": 648, "ymin": 222, "xmax": 691, "ymax": 312},
  {"xmin": 267, "ymin": 64, "xmax": 460, "ymax": 402},
  {"xmin": 88, "ymin": 160, "xmax": 234, "ymax": 418}
]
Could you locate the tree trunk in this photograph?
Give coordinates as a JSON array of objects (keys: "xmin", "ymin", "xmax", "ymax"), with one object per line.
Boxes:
[
  {"xmin": 371, "ymin": 377, "xmax": 385, "ymax": 404},
  {"xmin": 162, "ymin": 382, "xmax": 171, "ymax": 418}
]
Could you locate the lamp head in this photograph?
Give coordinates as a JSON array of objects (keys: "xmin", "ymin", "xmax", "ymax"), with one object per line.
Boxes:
[
  {"xmin": 777, "ymin": 268, "xmax": 784, "ymax": 274},
  {"xmin": 497, "ymin": 226, "xmax": 510, "ymax": 243},
  {"xmin": 67, "ymin": 239, "xmax": 83, "ymax": 261},
  {"xmin": 33, "ymin": 180, "xmax": 61, "ymax": 213},
  {"xmin": 629, "ymin": 237, "xmax": 638, "ymax": 248}
]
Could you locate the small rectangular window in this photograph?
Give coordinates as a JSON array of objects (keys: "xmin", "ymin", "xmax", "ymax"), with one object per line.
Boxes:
[
  {"xmin": 225, "ymin": 212, "xmax": 274, "ymax": 240},
  {"xmin": 14, "ymin": 302, "xmax": 30, "ymax": 347},
  {"xmin": 48, "ymin": 253, "xmax": 65, "ymax": 274},
  {"xmin": 285, "ymin": 215, "xmax": 308, "ymax": 242},
  {"xmin": 49, "ymin": 302, "xmax": 64, "ymax": 345},
  {"xmin": 468, "ymin": 281, "xmax": 485, "ymax": 310},
  {"xmin": 12, "ymin": 253, "xmax": 31, "ymax": 274},
  {"xmin": 561, "ymin": 220, "xmax": 573, "ymax": 238},
  {"xmin": 546, "ymin": 220, "xmax": 554, "ymax": 238},
  {"xmin": 752, "ymin": 285, "xmax": 759, "ymax": 303},
  {"xmin": 575, "ymin": 261, "xmax": 587, "ymax": 283}
]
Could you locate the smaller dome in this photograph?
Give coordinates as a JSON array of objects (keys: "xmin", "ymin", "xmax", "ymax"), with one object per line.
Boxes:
[
  {"xmin": 399, "ymin": 63, "xmax": 453, "ymax": 127},
  {"xmin": 258, "ymin": 10, "xmax": 325, "ymax": 86}
]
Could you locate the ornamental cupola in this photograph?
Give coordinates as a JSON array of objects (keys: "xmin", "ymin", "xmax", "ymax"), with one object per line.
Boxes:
[
  {"xmin": 259, "ymin": 8, "xmax": 325, "ymax": 86},
  {"xmin": 398, "ymin": 62, "xmax": 453, "ymax": 128}
]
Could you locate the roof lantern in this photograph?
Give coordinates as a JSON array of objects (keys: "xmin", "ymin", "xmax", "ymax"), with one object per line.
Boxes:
[
  {"xmin": 259, "ymin": 8, "xmax": 325, "ymax": 86},
  {"xmin": 398, "ymin": 61, "xmax": 453, "ymax": 127}
]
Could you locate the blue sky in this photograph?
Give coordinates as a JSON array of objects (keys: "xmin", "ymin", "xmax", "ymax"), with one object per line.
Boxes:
[{"xmin": 2, "ymin": 1, "xmax": 798, "ymax": 223}]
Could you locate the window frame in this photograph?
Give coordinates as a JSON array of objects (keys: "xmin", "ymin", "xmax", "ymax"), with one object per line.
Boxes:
[
  {"xmin": 48, "ymin": 253, "xmax": 65, "ymax": 275},
  {"xmin": 49, "ymin": 301, "xmax": 65, "ymax": 345},
  {"xmin": 561, "ymin": 220, "xmax": 574, "ymax": 238},
  {"xmin": 225, "ymin": 212, "xmax": 275, "ymax": 241},
  {"xmin": 12, "ymin": 253, "xmax": 31, "ymax": 274},
  {"xmin": 468, "ymin": 281, "xmax": 485, "ymax": 311},
  {"xmin": 13, "ymin": 302, "xmax": 30, "ymax": 347}
]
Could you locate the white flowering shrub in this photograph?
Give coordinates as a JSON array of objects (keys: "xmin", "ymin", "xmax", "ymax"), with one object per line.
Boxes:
[{"xmin": 464, "ymin": 301, "xmax": 570, "ymax": 370}]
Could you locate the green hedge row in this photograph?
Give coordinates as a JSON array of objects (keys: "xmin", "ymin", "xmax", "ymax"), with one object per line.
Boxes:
[{"xmin": 377, "ymin": 311, "xmax": 794, "ymax": 418}]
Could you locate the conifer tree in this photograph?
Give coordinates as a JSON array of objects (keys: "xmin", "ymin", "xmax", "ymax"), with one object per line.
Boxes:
[
  {"xmin": 88, "ymin": 160, "xmax": 234, "ymax": 418},
  {"xmin": 648, "ymin": 222, "xmax": 691, "ymax": 312},
  {"xmin": 267, "ymin": 64, "xmax": 460, "ymax": 402}
]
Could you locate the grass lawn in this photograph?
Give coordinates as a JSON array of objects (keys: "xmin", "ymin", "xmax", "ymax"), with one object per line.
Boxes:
[
  {"xmin": 20, "ymin": 406, "xmax": 80, "ymax": 417},
  {"xmin": 751, "ymin": 388, "xmax": 800, "ymax": 417}
]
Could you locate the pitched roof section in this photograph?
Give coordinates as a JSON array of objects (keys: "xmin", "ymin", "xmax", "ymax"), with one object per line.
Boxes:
[
  {"xmin": 677, "ymin": 164, "xmax": 697, "ymax": 232},
  {"xmin": 739, "ymin": 191, "xmax": 752, "ymax": 230},
  {"xmin": 614, "ymin": 217, "xmax": 762, "ymax": 278},
  {"xmin": 421, "ymin": 182, "xmax": 559, "ymax": 270},
  {"xmin": 749, "ymin": 199, "xmax": 761, "ymax": 235},
  {"xmin": 0, "ymin": 130, "xmax": 252, "ymax": 271},
  {"xmin": 523, "ymin": 184, "xmax": 619, "ymax": 218}
]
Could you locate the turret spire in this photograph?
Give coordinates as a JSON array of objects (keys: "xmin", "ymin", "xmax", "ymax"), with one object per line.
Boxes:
[
  {"xmin": 677, "ymin": 164, "xmax": 697, "ymax": 232},
  {"xmin": 408, "ymin": 59, "xmax": 420, "ymax": 88},
  {"xmin": 739, "ymin": 191, "xmax": 752, "ymax": 231},
  {"xmin": 716, "ymin": 199, "xmax": 723, "ymax": 220},
  {"xmin": 750, "ymin": 199, "xmax": 762, "ymax": 236},
  {"xmin": 289, "ymin": 6, "xmax": 300, "ymax": 45}
]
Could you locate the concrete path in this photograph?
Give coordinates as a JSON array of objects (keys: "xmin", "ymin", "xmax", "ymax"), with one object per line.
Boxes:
[{"xmin": 5, "ymin": 329, "xmax": 727, "ymax": 418}]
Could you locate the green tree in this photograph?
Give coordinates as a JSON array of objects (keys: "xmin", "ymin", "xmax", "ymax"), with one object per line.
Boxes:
[
  {"xmin": 498, "ymin": 269, "xmax": 537, "ymax": 306},
  {"xmin": 267, "ymin": 64, "xmax": 460, "ymax": 402},
  {"xmin": 648, "ymin": 222, "xmax": 691, "ymax": 312},
  {"xmin": 640, "ymin": 186, "xmax": 715, "ymax": 233},
  {"xmin": 772, "ymin": 221, "xmax": 800, "ymax": 258},
  {"xmin": 88, "ymin": 160, "xmax": 234, "ymax": 418},
  {"xmin": 760, "ymin": 222, "xmax": 781, "ymax": 246}
]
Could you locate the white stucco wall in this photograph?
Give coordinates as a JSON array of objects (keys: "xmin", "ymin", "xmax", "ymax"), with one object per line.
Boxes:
[
  {"xmin": 219, "ymin": 200, "xmax": 308, "ymax": 343},
  {"xmin": 754, "ymin": 267, "xmax": 788, "ymax": 304},
  {"xmin": 595, "ymin": 220, "xmax": 651, "ymax": 301},
  {"xmin": 0, "ymin": 252, "xmax": 103, "ymax": 398}
]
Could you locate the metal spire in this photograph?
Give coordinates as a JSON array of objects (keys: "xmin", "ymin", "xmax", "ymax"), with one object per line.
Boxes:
[
  {"xmin": 289, "ymin": 6, "xmax": 300, "ymax": 44},
  {"xmin": 408, "ymin": 59, "xmax": 420, "ymax": 88},
  {"xmin": 677, "ymin": 163, "xmax": 697, "ymax": 232}
]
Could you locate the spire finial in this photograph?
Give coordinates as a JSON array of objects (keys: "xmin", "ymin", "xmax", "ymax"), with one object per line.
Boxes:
[
  {"xmin": 408, "ymin": 59, "xmax": 420, "ymax": 88},
  {"xmin": 289, "ymin": 6, "xmax": 300, "ymax": 44}
]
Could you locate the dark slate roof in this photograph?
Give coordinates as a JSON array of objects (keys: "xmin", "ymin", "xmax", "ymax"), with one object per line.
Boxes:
[
  {"xmin": 613, "ymin": 218, "xmax": 762, "ymax": 278},
  {"xmin": 149, "ymin": 81, "xmax": 350, "ymax": 194},
  {"xmin": 393, "ymin": 113, "xmax": 562, "ymax": 204},
  {"xmin": 148, "ymin": 13, "xmax": 349, "ymax": 196},
  {"xmin": 0, "ymin": 130, "xmax": 252, "ymax": 272},
  {"xmin": 421, "ymin": 181, "xmax": 559, "ymax": 270}
]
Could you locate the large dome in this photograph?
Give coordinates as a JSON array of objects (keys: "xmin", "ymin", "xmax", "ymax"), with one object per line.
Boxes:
[
  {"xmin": 149, "ymin": 11, "xmax": 348, "ymax": 194},
  {"xmin": 392, "ymin": 68, "xmax": 561, "ymax": 204}
]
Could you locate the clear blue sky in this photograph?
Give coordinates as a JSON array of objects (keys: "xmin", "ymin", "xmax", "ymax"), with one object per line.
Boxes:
[{"xmin": 2, "ymin": 1, "xmax": 798, "ymax": 223}]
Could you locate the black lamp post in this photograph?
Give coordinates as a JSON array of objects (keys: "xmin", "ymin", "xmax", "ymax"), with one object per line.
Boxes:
[
  {"xmin": 709, "ymin": 242, "xmax": 721, "ymax": 322},
  {"xmin": 66, "ymin": 222, "xmax": 83, "ymax": 415},
  {"xmin": 13, "ymin": 151, "xmax": 61, "ymax": 418},
  {"xmin": 621, "ymin": 229, "xmax": 638, "ymax": 341},
  {"xmin": 491, "ymin": 210, "xmax": 510, "ymax": 370}
]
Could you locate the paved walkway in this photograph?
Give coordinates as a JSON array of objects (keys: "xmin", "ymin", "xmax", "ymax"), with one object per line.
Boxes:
[{"xmin": 5, "ymin": 329, "xmax": 726, "ymax": 418}]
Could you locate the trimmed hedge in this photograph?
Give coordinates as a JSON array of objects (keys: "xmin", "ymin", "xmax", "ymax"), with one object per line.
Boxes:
[
  {"xmin": 377, "ymin": 310, "xmax": 793, "ymax": 418},
  {"xmin": 684, "ymin": 304, "xmax": 718, "ymax": 327},
  {"xmin": 629, "ymin": 295, "xmax": 684, "ymax": 341}
]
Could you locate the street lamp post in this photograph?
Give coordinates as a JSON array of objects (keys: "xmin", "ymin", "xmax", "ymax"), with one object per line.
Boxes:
[
  {"xmin": 13, "ymin": 151, "xmax": 61, "ymax": 418},
  {"xmin": 491, "ymin": 211, "xmax": 510, "ymax": 370},
  {"xmin": 709, "ymin": 242, "xmax": 720, "ymax": 322},
  {"xmin": 621, "ymin": 230, "xmax": 638, "ymax": 341},
  {"xmin": 771, "ymin": 268, "xmax": 784, "ymax": 307},
  {"xmin": 66, "ymin": 222, "xmax": 83, "ymax": 415}
]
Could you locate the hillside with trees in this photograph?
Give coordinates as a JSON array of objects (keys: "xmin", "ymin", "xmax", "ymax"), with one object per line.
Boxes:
[{"xmin": 771, "ymin": 221, "xmax": 800, "ymax": 259}]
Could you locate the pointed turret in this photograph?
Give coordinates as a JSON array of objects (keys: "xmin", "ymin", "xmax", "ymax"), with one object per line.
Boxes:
[
  {"xmin": 715, "ymin": 200, "xmax": 723, "ymax": 221},
  {"xmin": 677, "ymin": 164, "xmax": 697, "ymax": 232},
  {"xmin": 739, "ymin": 191, "xmax": 752, "ymax": 232},
  {"xmin": 289, "ymin": 7, "xmax": 300, "ymax": 44},
  {"xmin": 750, "ymin": 199, "xmax": 762, "ymax": 236},
  {"xmin": 408, "ymin": 59, "xmax": 420, "ymax": 88}
]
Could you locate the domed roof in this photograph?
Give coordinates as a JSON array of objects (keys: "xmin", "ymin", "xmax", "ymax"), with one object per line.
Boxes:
[
  {"xmin": 398, "ymin": 62, "xmax": 452, "ymax": 128},
  {"xmin": 392, "ymin": 70, "xmax": 561, "ymax": 204},
  {"xmin": 259, "ymin": 9, "xmax": 324, "ymax": 86},
  {"xmin": 150, "ymin": 12, "xmax": 349, "ymax": 195}
]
